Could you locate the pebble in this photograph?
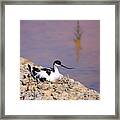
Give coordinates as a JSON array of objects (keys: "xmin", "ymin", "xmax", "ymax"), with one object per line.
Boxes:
[{"xmin": 20, "ymin": 57, "xmax": 100, "ymax": 100}]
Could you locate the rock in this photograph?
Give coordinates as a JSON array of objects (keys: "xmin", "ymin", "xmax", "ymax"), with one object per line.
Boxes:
[{"xmin": 20, "ymin": 57, "xmax": 100, "ymax": 100}]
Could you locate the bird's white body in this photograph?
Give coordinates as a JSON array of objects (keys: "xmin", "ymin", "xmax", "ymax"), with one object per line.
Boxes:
[
  {"xmin": 33, "ymin": 66, "xmax": 63, "ymax": 81},
  {"xmin": 41, "ymin": 66, "xmax": 63, "ymax": 81},
  {"xmin": 28, "ymin": 60, "xmax": 73, "ymax": 82}
]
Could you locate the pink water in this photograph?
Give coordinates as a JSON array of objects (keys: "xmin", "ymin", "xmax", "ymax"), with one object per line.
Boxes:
[{"xmin": 20, "ymin": 20, "xmax": 100, "ymax": 92}]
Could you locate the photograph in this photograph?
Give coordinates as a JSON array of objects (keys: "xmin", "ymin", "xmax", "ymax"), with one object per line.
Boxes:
[
  {"xmin": 1, "ymin": 0, "xmax": 118, "ymax": 118},
  {"xmin": 20, "ymin": 20, "xmax": 100, "ymax": 100}
]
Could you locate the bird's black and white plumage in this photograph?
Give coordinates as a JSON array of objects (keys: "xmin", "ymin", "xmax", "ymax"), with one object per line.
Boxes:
[{"xmin": 28, "ymin": 60, "xmax": 73, "ymax": 82}]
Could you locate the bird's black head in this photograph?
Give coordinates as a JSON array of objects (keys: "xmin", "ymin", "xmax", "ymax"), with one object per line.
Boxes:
[
  {"xmin": 53, "ymin": 60, "xmax": 61, "ymax": 66},
  {"xmin": 53, "ymin": 60, "xmax": 74, "ymax": 69}
]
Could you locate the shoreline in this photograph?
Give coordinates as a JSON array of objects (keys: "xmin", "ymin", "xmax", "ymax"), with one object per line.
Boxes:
[{"xmin": 20, "ymin": 57, "xmax": 100, "ymax": 100}]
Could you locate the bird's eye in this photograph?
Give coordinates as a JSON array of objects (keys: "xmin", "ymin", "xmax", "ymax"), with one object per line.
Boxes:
[{"xmin": 56, "ymin": 61, "xmax": 61, "ymax": 65}]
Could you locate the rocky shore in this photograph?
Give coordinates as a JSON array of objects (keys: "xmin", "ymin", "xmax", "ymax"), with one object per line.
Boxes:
[{"xmin": 20, "ymin": 57, "xmax": 100, "ymax": 100}]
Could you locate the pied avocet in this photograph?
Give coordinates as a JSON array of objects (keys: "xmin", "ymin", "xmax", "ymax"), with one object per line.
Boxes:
[{"xmin": 28, "ymin": 60, "xmax": 73, "ymax": 82}]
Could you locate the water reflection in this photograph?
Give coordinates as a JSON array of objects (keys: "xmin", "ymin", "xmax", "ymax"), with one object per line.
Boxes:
[
  {"xmin": 74, "ymin": 21, "xmax": 82, "ymax": 63},
  {"xmin": 74, "ymin": 38, "xmax": 81, "ymax": 63}
]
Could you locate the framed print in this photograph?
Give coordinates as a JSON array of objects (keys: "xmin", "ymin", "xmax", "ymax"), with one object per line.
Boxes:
[{"xmin": 0, "ymin": 0, "xmax": 119, "ymax": 119}]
